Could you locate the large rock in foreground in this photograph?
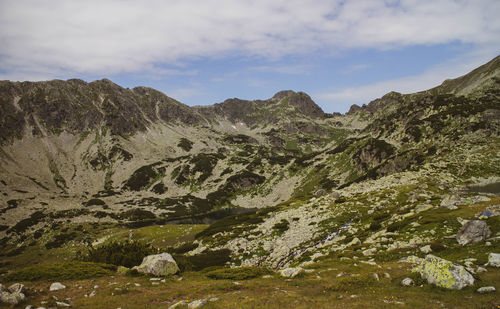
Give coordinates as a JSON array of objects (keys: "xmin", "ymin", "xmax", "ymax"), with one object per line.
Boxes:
[
  {"xmin": 456, "ymin": 220, "xmax": 491, "ymax": 245},
  {"xmin": 133, "ymin": 253, "xmax": 180, "ymax": 276},
  {"xmin": 413, "ymin": 255, "xmax": 475, "ymax": 290},
  {"xmin": 0, "ymin": 283, "xmax": 26, "ymax": 305}
]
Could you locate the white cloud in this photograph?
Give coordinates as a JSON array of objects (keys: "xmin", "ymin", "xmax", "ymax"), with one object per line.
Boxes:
[
  {"xmin": 314, "ymin": 48, "xmax": 500, "ymax": 112},
  {"xmin": 166, "ymin": 87, "xmax": 203, "ymax": 102},
  {"xmin": 0, "ymin": 0, "xmax": 499, "ymax": 79}
]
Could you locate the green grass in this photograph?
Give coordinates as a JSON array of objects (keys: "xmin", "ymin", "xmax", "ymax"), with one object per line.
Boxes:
[
  {"xmin": 4, "ymin": 261, "xmax": 116, "ymax": 281},
  {"xmin": 205, "ymin": 266, "xmax": 270, "ymax": 280}
]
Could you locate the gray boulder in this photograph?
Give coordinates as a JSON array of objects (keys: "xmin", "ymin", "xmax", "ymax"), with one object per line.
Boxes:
[
  {"xmin": 133, "ymin": 253, "xmax": 180, "ymax": 276},
  {"xmin": 0, "ymin": 283, "xmax": 26, "ymax": 305},
  {"xmin": 401, "ymin": 278, "xmax": 414, "ymax": 286},
  {"xmin": 487, "ymin": 253, "xmax": 500, "ymax": 267},
  {"xmin": 279, "ymin": 267, "xmax": 303, "ymax": 278},
  {"xmin": 440, "ymin": 195, "xmax": 462, "ymax": 209},
  {"xmin": 456, "ymin": 220, "xmax": 491, "ymax": 245},
  {"xmin": 314, "ymin": 189, "xmax": 326, "ymax": 196},
  {"xmin": 49, "ymin": 282, "xmax": 66, "ymax": 291},
  {"xmin": 188, "ymin": 299, "xmax": 207, "ymax": 308},
  {"xmin": 413, "ymin": 254, "xmax": 474, "ymax": 290},
  {"xmin": 477, "ymin": 286, "xmax": 496, "ymax": 293},
  {"xmin": 8, "ymin": 283, "xmax": 24, "ymax": 294}
]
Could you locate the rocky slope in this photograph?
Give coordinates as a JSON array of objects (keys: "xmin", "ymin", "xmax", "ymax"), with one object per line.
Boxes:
[
  {"xmin": 0, "ymin": 56, "xmax": 499, "ymax": 309},
  {"xmin": 0, "ymin": 55, "xmax": 499, "ymax": 270}
]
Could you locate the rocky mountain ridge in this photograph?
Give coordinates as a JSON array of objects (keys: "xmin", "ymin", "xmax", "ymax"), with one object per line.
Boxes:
[{"xmin": 0, "ymin": 56, "xmax": 499, "ymax": 236}]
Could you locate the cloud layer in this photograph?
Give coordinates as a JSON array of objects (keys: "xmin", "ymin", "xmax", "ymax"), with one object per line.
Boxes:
[{"xmin": 1, "ymin": 0, "xmax": 499, "ymax": 80}]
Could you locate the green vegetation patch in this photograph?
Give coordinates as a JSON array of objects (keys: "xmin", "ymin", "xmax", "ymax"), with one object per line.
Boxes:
[
  {"xmin": 7, "ymin": 211, "xmax": 45, "ymax": 234},
  {"xmin": 123, "ymin": 163, "xmax": 165, "ymax": 191},
  {"xmin": 324, "ymin": 273, "xmax": 378, "ymax": 293},
  {"xmin": 272, "ymin": 219, "xmax": 290, "ymax": 235},
  {"xmin": 4, "ymin": 261, "xmax": 116, "ymax": 281},
  {"xmin": 205, "ymin": 266, "xmax": 270, "ymax": 280},
  {"xmin": 83, "ymin": 198, "xmax": 106, "ymax": 206},
  {"xmin": 79, "ymin": 240, "xmax": 155, "ymax": 268},
  {"xmin": 120, "ymin": 209, "xmax": 156, "ymax": 221},
  {"xmin": 177, "ymin": 137, "xmax": 193, "ymax": 151},
  {"xmin": 174, "ymin": 249, "xmax": 232, "ymax": 271},
  {"xmin": 195, "ymin": 208, "xmax": 277, "ymax": 239},
  {"xmin": 223, "ymin": 134, "xmax": 257, "ymax": 144}
]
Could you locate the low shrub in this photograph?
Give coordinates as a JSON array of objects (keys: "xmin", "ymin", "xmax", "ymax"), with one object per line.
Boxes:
[
  {"xmin": 8, "ymin": 211, "xmax": 45, "ymax": 234},
  {"xmin": 171, "ymin": 242, "xmax": 199, "ymax": 254},
  {"xmin": 120, "ymin": 209, "xmax": 156, "ymax": 221},
  {"xmin": 386, "ymin": 218, "xmax": 412, "ymax": 232},
  {"xmin": 174, "ymin": 249, "xmax": 231, "ymax": 271},
  {"xmin": 369, "ymin": 221, "xmax": 382, "ymax": 231},
  {"xmin": 178, "ymin": 138, "xmax": 194, "ymax": 151},
  {"xmin": 4, "ymin": 261, "xmax": 116, "ymax": 281},
  {"xmin": 430, "ymin": 240, "xmax": 446, "ymax": 252},
  {"xmin": 393, "ymin": 272, "xmax": 426, "ymax": 286},
  {"xmin": 272, "ymin": 219, "xmax": 290, "ymax": 234},
  {"xmin": 205, "ymin": 266, "xmax": 270, "ymax": 280},
  {"xmin": 45, "ymin": 231, "xmax": 77, "ymax": 249},
  {"xmin": 79, "ymin": 240, "xmax": 155, "ymax": 268},
  {"xmin": 83, "ymin": 198, "xmax": 106, "ymax": 206}
]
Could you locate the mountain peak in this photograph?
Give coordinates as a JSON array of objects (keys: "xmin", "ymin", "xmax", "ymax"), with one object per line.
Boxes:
[{"xmin": 272, "ymin": 90, "xmax": 296, "ymax": 100}]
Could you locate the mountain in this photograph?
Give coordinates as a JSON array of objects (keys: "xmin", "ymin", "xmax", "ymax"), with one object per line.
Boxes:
[{"xmin": 0, "ymin": 56, "xmax": 499, "ymax": 308}]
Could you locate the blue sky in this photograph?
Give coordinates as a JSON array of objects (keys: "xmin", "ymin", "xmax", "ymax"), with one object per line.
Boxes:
[{"xmin": 1, "ymin": 1, "xmax": 499, "ymax": 113}]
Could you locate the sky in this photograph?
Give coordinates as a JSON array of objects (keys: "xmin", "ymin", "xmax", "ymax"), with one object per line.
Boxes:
[{"xmin": 0, "ymin": 1, "xmax": 499, "ymax": 113}]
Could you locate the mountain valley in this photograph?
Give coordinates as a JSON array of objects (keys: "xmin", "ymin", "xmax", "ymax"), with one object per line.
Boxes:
[{"xmin": 0, "ymin": 56, "xmax": 499, "ymax": 308}]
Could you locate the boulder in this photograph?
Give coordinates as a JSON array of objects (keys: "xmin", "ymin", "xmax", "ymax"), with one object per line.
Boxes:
[
  {"xmin": 440, "ymin": 195, "xmax": 462, "ymax": 209},
  {"xmin": 133, "ymin": 253, "xmax": 180, "ymax": 276},
  {"xmin": 415, "ymin": 204, "xmax": 433, "ymax": 213},
  {"xmin": 314, "ymin": 189, "xmax": 326, "ymax": 196},
  {"xmin": 477, "ymin": 286, "xmax": 496, "ymax": 293},
  {"xmin": 8, "ymin": 283, "xmax": 24, "ymax": 294},
  {"xmin": 168, "ymin": 300, "xmax": 187, "ymax": 309},
  {"xmin": 420, "ymin": 245, "xmax": 432, "ymax": 254},
  {"xmin": 456, "ymin": 220, "xmax": 491, "ymax": 245},
  {"xmin": 401, "ymin": 278, "xmax": 414, "ymax": 286},
  {"xmin": 188, "ymin": 299, "xmax": 207, "ymax": 308},
  {"xmin": 329, "ymin": 192, "xmax": 340, "ymax": 199},
  {"xmin": 0, "ymin": 291, "xmax": 25, "ymax": 305},
  {"xmin": 0, "ymin": 284, "xmax": 26, "ymax": 306},
  {"xmin": 487, "ymin": 253, "xmax": 500, "ymax": 267},
  {"xmin": 413, "ymin": 254, "xmax": 474, "ymax": 290},
  {"xmin": 362, "ymin": 248, "xmax": 377, "ymax": 256},
  {"xmin": 279, "ymin": 267, "xmax": 303, "ymax": 278},
  {"xmin": 49, "ymin": 282, "xmax": 66, "ymax": 291}
]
